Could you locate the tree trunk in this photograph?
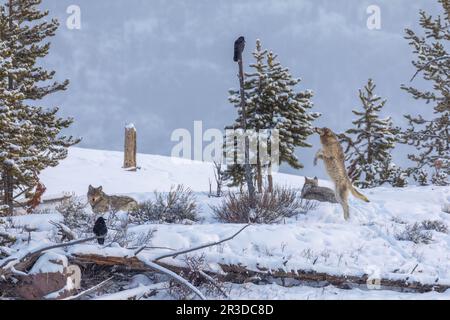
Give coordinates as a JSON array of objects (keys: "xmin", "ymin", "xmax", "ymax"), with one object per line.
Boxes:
[
  {"xmin": 123, "ymin": 125, "xmax": 137, "ymax": 170},
  {"xmin": 2, "ymin": 168, "xmax": 14, "ymax": 216},
  {"xmin": 256, "ymin": 142, "xmax": 263, "ymax": 193},
  {"xmin": 267, "ymin": 163, "xmax": 273, "ymax": 193},
  {"xmin": 2, "ymin": 0, "xmax": 15, "ymax": 216}
]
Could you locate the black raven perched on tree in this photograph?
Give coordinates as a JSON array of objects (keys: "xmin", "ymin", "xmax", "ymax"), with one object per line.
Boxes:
[
  {"xmin": 233, "ymin": 36, "xmax": 245, "ymax": 62},
  {"xmin": 93, "ymin": 217, "xmax": 107, "ymax": 245}
]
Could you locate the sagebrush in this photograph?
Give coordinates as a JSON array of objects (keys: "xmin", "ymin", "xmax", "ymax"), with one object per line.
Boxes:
[
  {"xmin": 395, "ymin": 220, "xmax": 448, "ymax": 244},
  {"xmin": 130, "ymin": 185, "xmax": 199, "ymax": 224},
  {"xmin": 212, "ymin": 186, "xmax": 317, "ymax": 224},
  {"xmin": 56, "ymin": 196, "xmax": 92, "ymax": 230}
]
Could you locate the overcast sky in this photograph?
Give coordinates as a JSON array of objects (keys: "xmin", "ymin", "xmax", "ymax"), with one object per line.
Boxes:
[{"xmin": 38, "ymin": 0, "xmax": 442, "ymax": 178}]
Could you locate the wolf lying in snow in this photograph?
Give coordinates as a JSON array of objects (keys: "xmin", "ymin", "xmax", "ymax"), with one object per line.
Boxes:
[
  {"xmin": 314, "ymin": 127, "xmax": 370, "ymax": 220},
  {"xmin": 87, "ymin": 185, "xmax": 138, "ymax": 213},
  {"xmin": 301, "ymin": 177, "xmax": 338, "ymax": 203}
]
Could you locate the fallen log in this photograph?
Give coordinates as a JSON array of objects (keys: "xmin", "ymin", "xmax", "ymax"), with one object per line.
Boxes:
[
  {"xmin": 70, "ymin": 254, "xmax": 450, "ymax": 294},
  {"xmin": 219, "ymin": 264, "xmax": 450, "ymax": 294}
]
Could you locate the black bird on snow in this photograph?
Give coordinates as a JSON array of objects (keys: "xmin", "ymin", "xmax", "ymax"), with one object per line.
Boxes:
[
  {"xmin": 233, "ymin": 36, "xmax": 245, "ymax": 62},
  {"xmin": 93, "ymin": 217, "xmax": 107, "ymax": 245}
]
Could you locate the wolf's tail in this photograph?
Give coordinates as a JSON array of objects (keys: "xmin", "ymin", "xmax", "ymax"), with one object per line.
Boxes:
[{"xmin": 350, "ymin": 185, "xmax": 370, "ymax": 203}]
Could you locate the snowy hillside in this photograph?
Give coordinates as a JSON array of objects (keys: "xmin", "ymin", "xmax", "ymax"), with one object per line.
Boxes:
[
  {"xmin": 2, "ymin": 147, "xmax": 450, "ymax": 300},
  {"xmin": 39, "ymin": 147, "xmax": 313, "ymax": 196}
]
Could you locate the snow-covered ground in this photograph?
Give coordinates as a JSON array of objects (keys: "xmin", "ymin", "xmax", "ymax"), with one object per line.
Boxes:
[{"xmin": 3, "ymin": 147, "xmax": 450, "ymax": 300}]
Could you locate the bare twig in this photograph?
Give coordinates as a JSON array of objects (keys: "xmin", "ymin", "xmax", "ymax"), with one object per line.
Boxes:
[
  {"xmin": 129, "ymin": 246, "xmax": 176, "ymax": 254},
  {"xmin": 63, "ymin": 277, "xmax": 114, "ymax": 300},
  {"xmin": 134, "ymin": 245, "xmax": 176, "ymax": 256},
  {"xmin": 93, "ymin": 282, "xmax": 167, "ymax": 300},
  {"xmin": 154, "ymin": 224, "xmax": 250, "ymax": 262}
]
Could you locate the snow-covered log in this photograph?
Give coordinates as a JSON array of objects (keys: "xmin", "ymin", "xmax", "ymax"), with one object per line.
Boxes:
[
  {"xmin": 219, "ymin": 264, "xmax": 450, "ymax": 294},
  {"xmin": 69, "ymin": 253, "xmax": 450, "ymax": 294}
]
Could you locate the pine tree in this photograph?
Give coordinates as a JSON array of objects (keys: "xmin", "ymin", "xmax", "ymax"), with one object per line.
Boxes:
[
  {"xmin": 400, "ymin": 0, "xmax": 449, "ymax": 186},
  {"xmin": 341, "ymin": 79, "xmax": 397, "ymax": 188},
  {"xmin": 0, "ymin": 0, "xmax": 79, "ymax": 215},
  {"xmin": 264, "ymin": 51, "xmax": 319, "ymax": 190},
  {"xmin": 413, "ymin": 168, "xmax": 429, "ymax": 186},
  {"xmin": 389, "ymin": 164, "xmax": 409, "ymax": 188},
  {"xmin": 224, "ymin": 40, "xmax": 320, "ymax": 191}
]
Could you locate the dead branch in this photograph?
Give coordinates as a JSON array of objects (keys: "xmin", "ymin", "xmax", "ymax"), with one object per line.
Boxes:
[
  {"xmin": 0, "ymin": 236, "xmax": 98, "ymax": 271},
  {"xmin": 199, "ymin": 270, "xmax": 228, "ymax": 298},
  {"xmin": 139, "ymin": 258, "xmax": 206, "ymax": 300},
  {"xmin": 154, "ymin": 224, "xmax": 250, "ymax": 262},
  {"xmin": 63, "ymin": 277, "xmax": 114, "ymax": 300},
  {"xmin": 129, "ymin": 246, "xmax": 176, "ymax": 255},
  {"xmin": 93, "ymin": 282, "xmax": 167, "ymax": 300}
]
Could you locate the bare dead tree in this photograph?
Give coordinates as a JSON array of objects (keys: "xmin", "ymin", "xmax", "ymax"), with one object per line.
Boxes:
[
  {"xmin": 123, "ymin": 124, "xmax": 137, "ymax": 170},
  {"xmin": 234, "ymin": 36, "xmax": 256, "ymax": 205},
  {"xmin": 212, "ymin": 161, "xmax": 225, "ymax": 197}
]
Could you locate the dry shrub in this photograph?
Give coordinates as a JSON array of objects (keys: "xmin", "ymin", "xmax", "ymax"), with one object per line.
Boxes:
[
  {"xmin": 396, "ymin": 223, "xmax": 433, "ymax": 244},
  {"xmin": 420, "ymin": 220, "xmax": 448, "ymax": 233},
  {"xmin": 56, "ymin": 197, "xmax": 91, "ymax": 230},
  {"xmin": 212, "ymin": 186, "xmax": 317, "ymax": 224},
  {"xmin": 130, "ymin": 185, "xmax": 199, "ymax": 224}
]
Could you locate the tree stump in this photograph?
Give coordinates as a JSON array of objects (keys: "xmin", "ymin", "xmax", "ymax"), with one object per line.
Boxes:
[{"xmin": 123, "ymin": 124, "xmax": 137, "ymax": 170}]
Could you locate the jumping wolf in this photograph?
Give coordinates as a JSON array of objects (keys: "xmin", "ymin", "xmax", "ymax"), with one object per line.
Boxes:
[{"xmin": 314, "ymin": 127, "xmax": 369, "ymax": 220}]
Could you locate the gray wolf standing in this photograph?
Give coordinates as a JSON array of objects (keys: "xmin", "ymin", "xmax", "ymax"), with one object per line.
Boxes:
[{"xmin": 87, "ymin": 185, "xmax": 138, "ymax": 214}]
